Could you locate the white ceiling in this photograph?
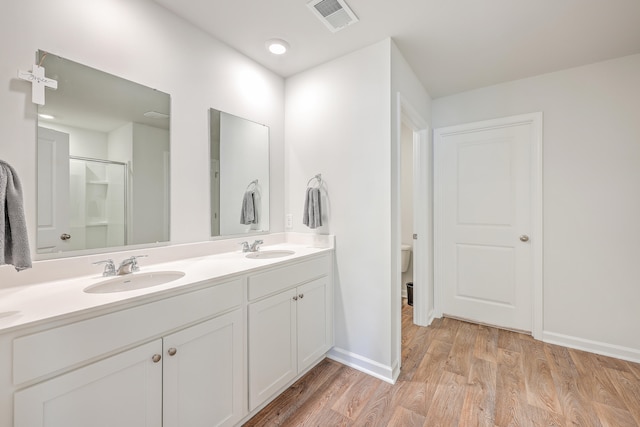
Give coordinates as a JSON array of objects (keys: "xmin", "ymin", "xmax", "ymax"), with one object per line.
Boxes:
[{"xmin": 153, "ymin": 0, "xmax": 640, "ymax": 98}]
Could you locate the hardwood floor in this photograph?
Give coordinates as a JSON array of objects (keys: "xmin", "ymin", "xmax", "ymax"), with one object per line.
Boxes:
[{"xmin": 243, "ymin": 301, "xmax": 640, "ymax": 426}]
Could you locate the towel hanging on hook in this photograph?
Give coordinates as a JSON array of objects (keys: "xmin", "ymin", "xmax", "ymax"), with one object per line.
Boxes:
[
  {"xmin": 0, "ymin": 160, "xmax": 32, "ymax": 271},
  {"xmin": 241, "ymin": 179, "xmax": 259, "ymax": 225},
  {"xmin": 303, "ymin": 173, "xmax": 323, "ymax": 229}
]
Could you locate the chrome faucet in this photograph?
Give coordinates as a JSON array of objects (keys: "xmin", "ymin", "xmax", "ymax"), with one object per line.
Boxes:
[
  {"xmin": 116, "ymin": 255, "xmax": 148, "ymax": 275},
  {"xmin": 239, "ymin": 240, "xmax": 264, "ymax": 252},
  {"xmin": 249, "ymin": 240, "xmax": 264, "ymax": 252},
  {"xmin": 93, "ymin": 259, "xmax": 116, "ymax": 277}
]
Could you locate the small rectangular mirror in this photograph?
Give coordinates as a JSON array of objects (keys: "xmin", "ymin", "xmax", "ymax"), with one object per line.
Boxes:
[
  {"xmin": 210, "ymin": 109, "xmax": 269, "ymax": 237},
  {"xmin": 36, "ymin": 51, "xmax": 171, "ymax": 256}
]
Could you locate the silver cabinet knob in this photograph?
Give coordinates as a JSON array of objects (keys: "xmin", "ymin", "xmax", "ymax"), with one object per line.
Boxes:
[
  {"xmin": 298, "ymin": 294, "xmax": 304, "ymax": 299},
  {"xmin": 60, "ymin": 233, "xmax": 71, "ymax": 241},
  {"xmin": 168, "ymin": 348, "xmax": 177, "ymax": 356},
  {"xmin": 519, "ymin": 235, "xmax": 530, "ymax": 242},
  {"xmin": 152, "ymin": 354, "xmax": 162, "ymax": 363},
  {"xmin": 293, "ymin": 296, "xmax": 298, "ymax": 301}
]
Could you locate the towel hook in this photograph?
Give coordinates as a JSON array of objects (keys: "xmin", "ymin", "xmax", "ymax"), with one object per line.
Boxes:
[
  {"xmin": 246, "ymin": 179, "xmax": 258, "ymax": 190},
  {"xmin": 306, "ymin": 173, "xmax": 322, "ymax": 188}
]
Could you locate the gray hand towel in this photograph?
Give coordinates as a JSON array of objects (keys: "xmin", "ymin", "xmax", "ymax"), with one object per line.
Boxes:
[
  {"xmin": 240, "ymin": 190, "xmax": 257, "ymax": 225},
  {"xmin": 303, "ymin": 187, "xmax": 312, "ymax": 226},
  {"xmin": 303, "ymin": 187, "xmax": 323, "ymax": 229},
  {"xmin": 0, "ymin": 160, "xmax": 32, "ymax": 271}
]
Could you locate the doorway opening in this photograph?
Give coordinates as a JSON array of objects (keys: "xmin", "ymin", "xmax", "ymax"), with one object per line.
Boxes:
[{"xmin": 395, "ymin": 93, "xmax": 433, "ymax": 374}]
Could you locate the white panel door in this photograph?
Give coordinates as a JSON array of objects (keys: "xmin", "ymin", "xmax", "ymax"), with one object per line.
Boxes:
[
  {"xmin": 14, "ymin": 340, "xmax": 162, "ymax": 427},
  {"xmin": 37, "ymin": 127, "xmax": 70, "ymax": 252},
  {"xmin": 163, "ymin": 310, "xmax": 245, "ymax": 427},
  {"xmin": 435, "ymin": 114, "xmax": 541, "ymax": 332}
]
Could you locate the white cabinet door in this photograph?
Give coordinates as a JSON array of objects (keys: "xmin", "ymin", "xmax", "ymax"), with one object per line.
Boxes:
[
  {"xmin": 248, "ymin": 288, "xmax": 297, "ymax": 411},
  {"xmin": 14, "ymin": 340, "xmax": 162, "ymax": 427},
  {"xmin": 297, "ymin": 277, "xmax": 332, "ymax": 372},
  {"xmin": 163, "ymin": 309, "xmax": 245, "ymax": 427}
]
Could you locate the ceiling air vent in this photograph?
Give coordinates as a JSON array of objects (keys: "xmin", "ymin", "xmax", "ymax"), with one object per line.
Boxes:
[{"xmin": 307, "ymin": 0, "xmax": 359, "ymax": 33}]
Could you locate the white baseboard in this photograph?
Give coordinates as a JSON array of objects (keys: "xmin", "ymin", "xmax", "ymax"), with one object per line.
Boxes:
[
  {"xmin": 327, "ymin": 347, "xmax": 396, "ymax": 384},
  {"xmin": 542, "ymin": 331, "xmax": 640, "ymax": 364}
]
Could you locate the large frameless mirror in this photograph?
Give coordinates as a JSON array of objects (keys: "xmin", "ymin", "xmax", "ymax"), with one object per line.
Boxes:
[
  {"xmin": 210, "ymin": 109, "xmax": 269, "ymax": 237},
  {"xmin": 36, "ymin": 51, "xmax": 171, "ymax": 257}
]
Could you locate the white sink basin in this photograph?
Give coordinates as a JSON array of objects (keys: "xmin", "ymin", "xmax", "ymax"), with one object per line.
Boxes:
[
  {"xmin": 245, "ymin": 250, "xmax": 295, "ymax": 259},
  {"xmin": 84, "ymin": 271, "xmax": 185, "ymax": 294}
]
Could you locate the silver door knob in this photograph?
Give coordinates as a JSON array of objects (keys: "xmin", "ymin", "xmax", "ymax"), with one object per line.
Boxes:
[
  {"xmin": 60, "ymin": 233, "xmax": 71, "ymax": 241},
  {"xmin": 519, "ymin": 235, "xmax": 529, "ymax": 242},
  {"xmin": 152, "ymin": 354, "xmax": 162, "ymax": 363},
  {"xmin": 168, "ymin": 348, "xmax": 177, "ymax": 356}
]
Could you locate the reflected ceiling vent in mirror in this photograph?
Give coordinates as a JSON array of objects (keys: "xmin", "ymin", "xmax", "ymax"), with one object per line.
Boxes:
[{"xmin": 307, "ymin": 0, "xmax": 358, "ymax": 33}]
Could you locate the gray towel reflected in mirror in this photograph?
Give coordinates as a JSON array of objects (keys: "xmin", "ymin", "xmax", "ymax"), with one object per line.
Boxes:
[{"xmin": 240, "ymin": 190, "xmax": 258, "ymax": 225}]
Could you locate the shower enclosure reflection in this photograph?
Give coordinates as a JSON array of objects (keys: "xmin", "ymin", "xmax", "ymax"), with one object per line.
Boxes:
[
  {"xmin": 69, "ymin": 157, "xmax": 127, "ymax": 250},
  {"xmin": 36, "ymin": 51, "xmax": 170, "ymax": 256}
]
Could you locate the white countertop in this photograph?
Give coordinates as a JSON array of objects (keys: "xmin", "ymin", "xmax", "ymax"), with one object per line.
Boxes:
[{"xmin": 0, "ymin": 243, "xmax": 332, "ymax": 334}]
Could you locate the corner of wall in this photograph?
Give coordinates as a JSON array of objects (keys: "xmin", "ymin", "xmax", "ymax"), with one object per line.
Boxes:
[{"xmin": 327, "ymin": 347, "xmax": 397, "ymax": 384}]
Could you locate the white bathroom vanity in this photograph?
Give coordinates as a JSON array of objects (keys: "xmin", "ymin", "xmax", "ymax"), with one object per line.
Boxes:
[{"xmin": 0, "ymin": 235, "xmax": 334, "ymax": 427}]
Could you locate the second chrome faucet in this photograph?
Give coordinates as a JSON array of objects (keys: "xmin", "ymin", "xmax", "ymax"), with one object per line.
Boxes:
[{"xmin": 93, "ymin": 255, "xmax": 148, "ymax": 276}]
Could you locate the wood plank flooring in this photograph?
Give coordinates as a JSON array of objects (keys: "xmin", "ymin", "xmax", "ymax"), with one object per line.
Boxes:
[{"xmin": 243, "ymin": 301, "xmax": 640, "ymax": 426}]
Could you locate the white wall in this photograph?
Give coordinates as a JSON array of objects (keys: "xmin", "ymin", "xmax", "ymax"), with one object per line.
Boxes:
[
  {"xmin": 285, "ymin": 39, "xmax": 431, "ymax": 381},
  {"xmin": 0, "ymin": 0, "xmax": 284, "ymax": 270},
  {"xmin": 131, "ymin": 123, "xmax": 170, "ymax": 244},
  {"xmin": 432, "ymin": 53, "xmax": 640, "ymax": 360},
  {"xmin": 42, "ymin": 124, "xmax": 109, "ymax": 159},
  {"xmin": 285, "ymin": 40, "xmax": 393, "ymax": 379}
]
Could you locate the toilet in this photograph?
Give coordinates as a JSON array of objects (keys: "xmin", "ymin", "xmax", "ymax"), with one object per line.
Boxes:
[{"xmin": 401, "ymin": 243, "xmax": 412, "ymax": 273}]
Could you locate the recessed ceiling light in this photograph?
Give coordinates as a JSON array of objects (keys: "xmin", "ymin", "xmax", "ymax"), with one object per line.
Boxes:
[
  {"xmin": 266, "ymin": 39, "xmax": 290, "ymax": 55},
  {"xmin": 38, "ymin": 113, "xmax": 55, "ymax": 120}
]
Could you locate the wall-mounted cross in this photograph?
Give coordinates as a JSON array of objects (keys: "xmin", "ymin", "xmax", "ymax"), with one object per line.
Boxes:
[{"xmin": 17, "ymin": 64, "xmax": 58, "ymax": 105}]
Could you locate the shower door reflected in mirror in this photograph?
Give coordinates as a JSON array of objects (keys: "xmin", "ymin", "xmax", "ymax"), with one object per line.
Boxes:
[{"xmin": 36, "ymin": 51, "xmax": 170, "ymax": 256}]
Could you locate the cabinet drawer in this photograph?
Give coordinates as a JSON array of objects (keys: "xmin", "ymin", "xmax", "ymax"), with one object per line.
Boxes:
[
  {"xmin": 13, "ymin": 278, "xmax": 242, "ymax": 385},
  {"xmin": 248, "ymin": 255, "xmax": 330, "ymax": 301}
]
